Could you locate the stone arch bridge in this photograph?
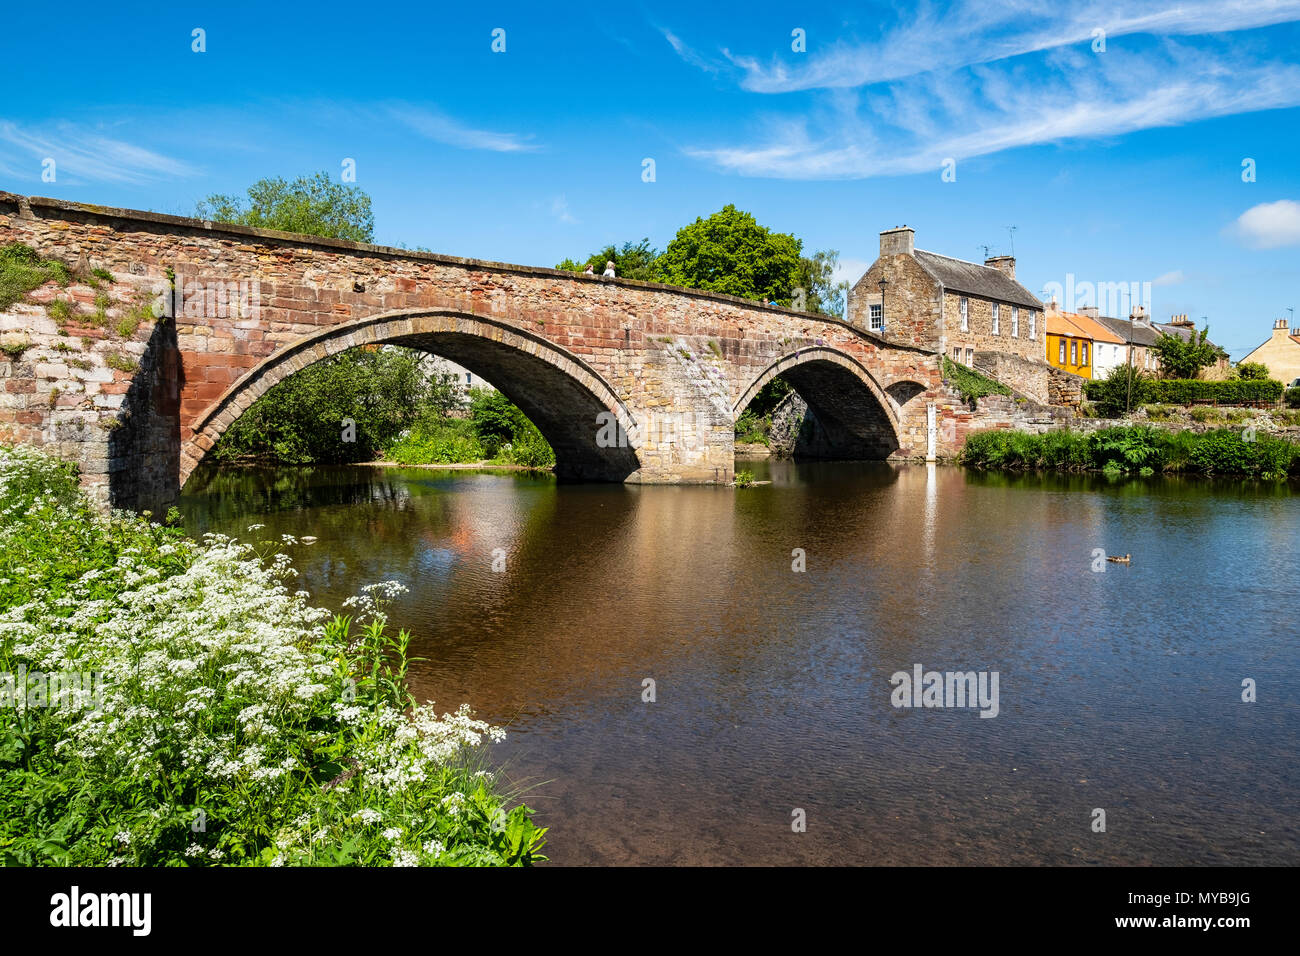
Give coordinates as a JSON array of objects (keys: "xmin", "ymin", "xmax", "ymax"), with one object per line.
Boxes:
[{"xmin": 0, "ymin": 194, "xmax": 964, "ymax": 510}]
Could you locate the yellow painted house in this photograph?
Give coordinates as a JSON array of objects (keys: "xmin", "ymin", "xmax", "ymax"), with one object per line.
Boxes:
[
  {"xmin": 1045, "ymin": 310, "xmax": 1126, "ymax": 379},
  {"xmin": 1046, "ymin": 311, "xmax": 1093, "ymax": 378}
]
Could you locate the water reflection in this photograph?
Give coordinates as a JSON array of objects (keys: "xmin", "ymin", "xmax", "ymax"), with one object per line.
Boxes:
[{"xmin": 182, "ymin": 461, "xmax": 1300, "ymax": 865}]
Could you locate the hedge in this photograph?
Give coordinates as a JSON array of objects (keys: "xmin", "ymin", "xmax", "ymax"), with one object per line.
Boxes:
[{"xmin": 1083, "ymin": 377, "xmax": 1283, "ymax": 407}]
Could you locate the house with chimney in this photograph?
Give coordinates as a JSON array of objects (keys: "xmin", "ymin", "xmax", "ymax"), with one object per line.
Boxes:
[
  {"xmin": 847, "ymin": 227, "xmax": 1045, "ymax": 368},
  {"xmin": 1240, "ymin": 319, "xmax": 1300, "ymax": 384}
]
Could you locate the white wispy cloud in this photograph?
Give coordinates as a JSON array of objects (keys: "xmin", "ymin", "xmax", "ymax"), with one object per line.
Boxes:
[
  {"xmin": 660, "ymin": 27, "xmax": 721, "ymax": 73},
  {"xmin": 686, "ymin": 42, "xmax": 1300, "ymax": 179},
  {"xmin": 717, "ymin": 0, "xmax": 1300, "ymax": 93},
  {"xmin": 0, "ymin": 120, "xmax": 198, "ymax": 185},
  {"xmin": 386, "ymin": 105, "xmax": 540, "ymax": 153},
  {"xmin": 1231, "ymin": 199, "xmax": 1300, "ymax": 248},
  {"xmin": 1153, "ymin": 270, "xmax": 1185, "ymax": 285}
]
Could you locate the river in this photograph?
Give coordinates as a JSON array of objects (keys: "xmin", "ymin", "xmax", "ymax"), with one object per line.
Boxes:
[{"xmin": 180, "ymin": 460, "xmax": 1299, "ymax": 865}]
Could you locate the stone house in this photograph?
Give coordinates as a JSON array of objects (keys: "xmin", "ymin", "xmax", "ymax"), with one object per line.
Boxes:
[
  {"xmin": 847, "ymin": 227, "xmax": 1045, "ymax": 367},
  {"xmin": 1240, "ymin": 319, "xmax": 1300, "ymax": 384}
]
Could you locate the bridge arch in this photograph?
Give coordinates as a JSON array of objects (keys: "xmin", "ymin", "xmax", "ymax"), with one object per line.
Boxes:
[
  {"xmin": 735, "ymin": 346, "xmax": 902, "ymax": 459},
  {"xmin": 182, "ymin": 309, "xmax": 643, "ymax": 486}
]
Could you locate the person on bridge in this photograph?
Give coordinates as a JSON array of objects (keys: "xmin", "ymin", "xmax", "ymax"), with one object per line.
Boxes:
[
  {"xmin": 583, "ymin": 264, "xmax": 595, "ymax": 276},
  {"xmin": 603, "ymin": 260, "xmax": 616, "ymax": 277}
]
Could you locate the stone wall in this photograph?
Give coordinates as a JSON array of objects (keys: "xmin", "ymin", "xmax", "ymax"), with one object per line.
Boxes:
[
  {"xmin": 972, "ymin": 350, "xmax": 1051, "ymax": 404},
  {"xmin": 1047, "ymin": 366, "xmax": 1085, "ymax": 408}
]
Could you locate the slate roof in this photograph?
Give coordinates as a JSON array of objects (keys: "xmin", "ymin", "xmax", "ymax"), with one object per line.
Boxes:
[
  {"xmin": 1094, "ymin": 314, "xmax": 1162, "ymax": 347},
  {"xmin": 1047, "ymin": 311, "xmax": 1126, "ymax": 344},
  {"xmin": 913, "ymin": 249, "xmax": 1044, "ymax": 310}
]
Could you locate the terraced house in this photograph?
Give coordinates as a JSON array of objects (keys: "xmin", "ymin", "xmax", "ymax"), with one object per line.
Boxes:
[
  {"xmin": 849, "ymin": 227, "xmax": 1044, "ymax": 368},
  {"xmin": 1044, "ymin": 308, "xmax": 1128, "ymax": 379}
]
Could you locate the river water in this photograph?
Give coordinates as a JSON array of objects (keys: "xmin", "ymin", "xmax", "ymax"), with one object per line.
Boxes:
[{"xmin": 180, "ymin": 460, "xmax": 1299, "ymax": 865}]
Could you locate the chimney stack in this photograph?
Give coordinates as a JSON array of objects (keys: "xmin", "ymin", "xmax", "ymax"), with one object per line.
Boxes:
[
  {"xmin": 984, "ymin": 255, "xmax": 1016, "ymax": 280},
  {"xmin": 1168, "ymin": 313, "xmax": 1193, "ymax": 328},
  {"xmin": 1079, "ymin": 306, "xmax": 1100, "ymax": 318},
  {"xmin": 879, "ymin": 226, "xmax": 915, "ymax": 257},
  {"xmin": 1131, "ymin": 304, "xmax": 1147, "ymax": 321},
  {"xmin": 1275, "ymin": 318, "xmax": 1290, "ymax": 331}
]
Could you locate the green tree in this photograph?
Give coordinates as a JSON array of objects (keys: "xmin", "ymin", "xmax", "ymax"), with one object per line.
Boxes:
[
  {"xmin": 557, "ymin": 238, "xmax": 660, "ymax": 281},
  {"xmin": 1152, "ymin": 326, "xmax": 1226, "ymax": 379},
  {"xmin": 1234, "ymin": 361, "xmax": 1272, "ymax": 381},
  {"xmin": 653, "ymin": 205, "xmax": 803, "ymax": 304},
  {"xmin": 197, "ymin": 172, "xmax": 375, "ymax": 242},
  {"xmin": 795, "ymin": 249, "xmax": 851, "ymax": 318}
]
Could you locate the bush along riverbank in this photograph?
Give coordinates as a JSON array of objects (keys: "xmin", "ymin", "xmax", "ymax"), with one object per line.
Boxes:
[
  {"xmin": 961, "ymin": 426, "xmax": 1300, "ymax": 480},
  {"xmin": 385, "ymin": 389, "xmax": 555, "ymax": 469},
  {"xmin": 0, "ymin": 445, "xmax": 546, "ymax": 866}
]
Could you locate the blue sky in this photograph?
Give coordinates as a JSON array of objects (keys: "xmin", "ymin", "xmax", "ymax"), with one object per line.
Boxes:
[{"xmin": 3, "ymin": 0, "xmax": 1299, "ymax": 357}]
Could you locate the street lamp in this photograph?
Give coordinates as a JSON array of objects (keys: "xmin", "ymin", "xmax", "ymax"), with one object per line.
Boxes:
[{"xmin": 877, "ymin": 277, "xmax": 888, "ymax": 334}]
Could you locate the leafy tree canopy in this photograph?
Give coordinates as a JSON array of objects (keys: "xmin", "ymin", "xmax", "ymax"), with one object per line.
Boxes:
[
  {"xmin": 1152, "ymin": 326, "xmax": 1227, "ymax": 380},
  {"xmin": 654, "ymin": 205, "xmax": 803, "ymax": 305},
  {"xmin": 1234, "ymin": 361, "xmax": 1272, "ymax": 381},
  {"xmin": 197, "ymin": 172, "xmax": 375, "ymax": 243}
]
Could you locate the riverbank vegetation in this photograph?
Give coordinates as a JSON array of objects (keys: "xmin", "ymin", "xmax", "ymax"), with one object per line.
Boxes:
[
  {"xmin": 961, "ymin": 425, "xmax": 1300, "ymax": 479},
  {"xmin": 385, "ymin": 389, "xmax": 555, "ymax": 469},
  {"xmin": 0, "ymin": 445, "xmax": 546, "ymax": 866}
]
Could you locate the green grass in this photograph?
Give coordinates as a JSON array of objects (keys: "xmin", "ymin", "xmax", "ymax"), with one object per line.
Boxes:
[
  {"xmin": 0, "ymin": 339, "xmax": 31, "ymax": 360},
  {"xmin": 46, "ymin": 298, "xmax": 74, "ymax": 323},
  {"xmin": 0, "ymin": 243, "xmax": 73, "ymax": 310}
]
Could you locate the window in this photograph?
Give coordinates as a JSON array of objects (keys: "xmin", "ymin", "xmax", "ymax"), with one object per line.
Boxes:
[
  {"xmin": 1081, "ymin": 342, "xmax": 1089, "ymax": 365},
  {"xmin": 1029, "ymin": 310, "xmax": 1036, "ymax": 340},
  {"xmin": 1070, "ymin": 341, "xmax": 1078, "ymax": 365},
  {"xmin": 965, "ymin": 348, "xmax": 974, "ymax": 364},
  {"xmin": 959, "ymin": 297, "xmax": 969, "ymax": 331},
  {"xmin": 1011, "ymin": 307, "xmax": 1019, "ymax": 338},
  {"xmin": 466, "ymin": 373, "xmax": 472, "ymax": 385},
  {"xmin": 869, "ymin": 303, "xmax": 883, "ymax": 331},
  {"xmin": 953, "ymin": 347, "xmax": 961, "ymax": 360},
  {"xmin": 991, "ymin": 303, "xmax": 1000, "ymax": 335},
  {"xmin": 1059, "ymin": 340, "xmax": 1066, "ymax": 364}
]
